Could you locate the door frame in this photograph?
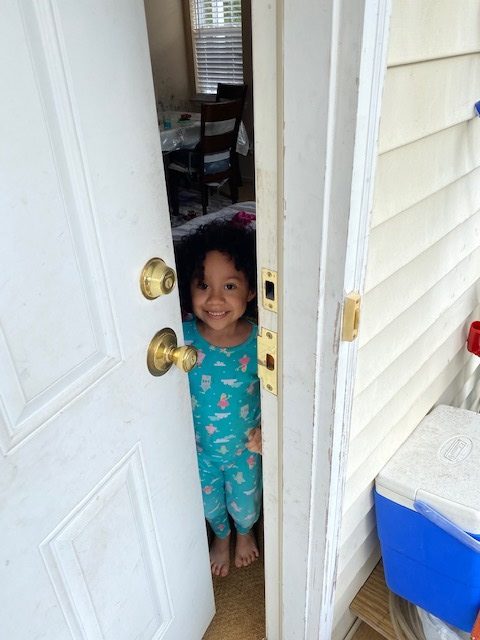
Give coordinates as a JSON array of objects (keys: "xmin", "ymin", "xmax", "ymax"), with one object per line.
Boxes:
[{"xmin": 252, "ymin": 0, "xmax": 392, "ymax": 637}]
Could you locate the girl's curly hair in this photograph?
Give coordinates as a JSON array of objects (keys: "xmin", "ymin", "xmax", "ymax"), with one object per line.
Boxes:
[{"xmin": 174, "ymin": 220, "xmax": 257, "ymax": 317}]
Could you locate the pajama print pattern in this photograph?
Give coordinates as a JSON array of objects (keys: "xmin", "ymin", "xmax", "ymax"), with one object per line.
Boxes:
[{"xmin": 183, "ymin": 319, "xmax": 262, "ymax": 538}]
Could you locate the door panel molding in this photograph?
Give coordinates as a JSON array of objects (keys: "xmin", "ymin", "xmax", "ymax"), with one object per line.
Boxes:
[
  {"xmin": 40, "ymin": 444, "xmax": 173, "ymax": 640},
  {"xmin": 0, "ymin": 2, "xmax": 122, "ymax": 454}
]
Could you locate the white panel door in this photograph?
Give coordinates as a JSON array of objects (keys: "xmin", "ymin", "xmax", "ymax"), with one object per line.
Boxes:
[{"xmin": 0, "ymin": 1, "xmax": 214, "ymax": 639}]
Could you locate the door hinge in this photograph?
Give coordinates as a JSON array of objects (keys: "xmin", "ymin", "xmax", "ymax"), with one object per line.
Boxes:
[
  {"xmin": 342, "ymin": 292, "xmax": 361, "ymax": 342},
  {"xmin": 257, "ymin": 328, "xmax": 277, "ymax": 395},
  {"xmin": 261, "ymin": 268, "xmax": 278, "ymax": 312}
]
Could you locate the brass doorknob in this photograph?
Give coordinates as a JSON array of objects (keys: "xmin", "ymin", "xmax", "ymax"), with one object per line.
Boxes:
[
  {"xmin": 147, "ymin": 328, "xmax": 197, "ymax": 376},
  {"xmin": 140, "ymin": 258, "xmax": 176, "ymax": 299}
]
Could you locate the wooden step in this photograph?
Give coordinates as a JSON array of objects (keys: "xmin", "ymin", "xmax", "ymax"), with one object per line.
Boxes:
[
  {"xmin": 351, "ymin": 621, "xmax": 388, "ymax": 640},
  {"xmin": 350, "ymin": 562, "xmax": 396, "ymax": 640}
]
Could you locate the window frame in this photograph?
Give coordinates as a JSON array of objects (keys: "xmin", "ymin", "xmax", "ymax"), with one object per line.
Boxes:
[{"xmin": 183, "ymin": 0, "xmax": 245, "ymax": 98}]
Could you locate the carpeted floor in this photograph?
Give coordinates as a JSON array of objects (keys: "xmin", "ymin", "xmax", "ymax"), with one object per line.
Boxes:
[{"xmin": 202, "ymin": 541, "xmax": 265, "ymax": 640}]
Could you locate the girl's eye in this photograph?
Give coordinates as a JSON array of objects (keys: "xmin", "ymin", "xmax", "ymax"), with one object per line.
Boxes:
[
  {"xmin": 225, "ymin": 283, "xmax": 237, "ymax": 290},
  {"xmin": 197, "ymin": 282, "xmax": 208, "ymax": 290}
]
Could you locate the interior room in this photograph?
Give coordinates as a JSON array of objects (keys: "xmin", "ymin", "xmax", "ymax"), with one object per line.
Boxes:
[
  {"xmin": 143, "ymin": 2, "xmax": 263, "ymax": 639},
  {"xmin": 144, "ymin": 0, "xmax": 255, "ymax": 227}
]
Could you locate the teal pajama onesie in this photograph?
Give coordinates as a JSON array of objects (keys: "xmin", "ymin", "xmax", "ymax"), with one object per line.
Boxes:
[{"xmin": 183, "ymin": 319, "xmax": 262, "ymax": 538}]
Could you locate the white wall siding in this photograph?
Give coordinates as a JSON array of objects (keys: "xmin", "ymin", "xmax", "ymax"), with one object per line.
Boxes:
[
  {"xmin": 388, "ymin": 0, "xmax": 480, "ymax": 66},
  {"xmin": 333, "ymin": 540, "xmax": 380, "ymax": 640},
  {"xmin": 374, "ymin": 121, "xmax": 480, "ymax": 227},
  {"xmin": 358, "ymin": 246, "xmax": 480, "ymax": 384},
  {"xmin": 334, "ymin": 1, "xmax": 480, "ymax": 636},
  {"xmin": 379, "ymin": 54, "xmax": 480, "ymax": 153},
  {"xmin": 352, "ymin": 288, "xmax": 480, "ymax": 438},
  {"xmin": 366, "ymin": 167, "xmax": 480, "ymax": 289}
]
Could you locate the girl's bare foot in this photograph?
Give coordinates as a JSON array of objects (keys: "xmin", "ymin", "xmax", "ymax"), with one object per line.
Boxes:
[
  {"xmin": 235, "ymin": 531, "xmax": 259, "ymax": 568},
  {"xmin": 210, "ymin": 534, "xmax": 231, "ymax": 577}
]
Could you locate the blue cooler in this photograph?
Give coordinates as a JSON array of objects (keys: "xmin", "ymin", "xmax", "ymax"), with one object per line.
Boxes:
[{"xmin": 375, "ymin": 405, "xmax": 480, "ymax": 632}]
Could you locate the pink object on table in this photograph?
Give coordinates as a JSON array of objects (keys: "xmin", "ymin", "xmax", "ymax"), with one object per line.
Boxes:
[{"xmin": 231, "ymin": 211, "xmax": 256, "ymax": 226}]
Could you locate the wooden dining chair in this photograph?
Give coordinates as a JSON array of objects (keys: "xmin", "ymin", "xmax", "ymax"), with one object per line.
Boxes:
[
  {"xmin": 216, "ymin": 83, "xmax": 248, "ymax": 187},
  {"xmin": 167, "ymin": 99, "xmax": 243, "ymax": 216},
  {"xmin": 216, "ymin": 83, "xmax": 247, "ymax": 109}
]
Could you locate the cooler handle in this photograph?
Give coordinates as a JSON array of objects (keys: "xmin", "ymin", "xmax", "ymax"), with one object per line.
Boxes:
[{"xmin": 414, "ymin": 500, "xmax": 480, "ymax": 553}]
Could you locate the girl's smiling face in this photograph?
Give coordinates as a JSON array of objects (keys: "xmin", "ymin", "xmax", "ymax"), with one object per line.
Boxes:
[{"xmin": 190, "ymin": 250, "xmax": 255, "ymax": 336}]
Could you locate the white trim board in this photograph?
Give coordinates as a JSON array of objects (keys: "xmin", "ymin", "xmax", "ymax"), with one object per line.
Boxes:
[{"xmin": 251, "ymin": 1, "xmax": 281, "ymax": 639}]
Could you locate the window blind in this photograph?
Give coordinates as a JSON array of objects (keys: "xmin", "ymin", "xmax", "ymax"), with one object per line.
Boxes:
[{"xmin": 189, "ymin": 0, "xmax": 243, "ymax": 94}]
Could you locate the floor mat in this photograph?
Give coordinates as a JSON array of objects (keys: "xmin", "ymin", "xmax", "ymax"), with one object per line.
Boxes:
[{"xmin": 202, "ymin": 550, "xmax": 265, "ymax": 640}]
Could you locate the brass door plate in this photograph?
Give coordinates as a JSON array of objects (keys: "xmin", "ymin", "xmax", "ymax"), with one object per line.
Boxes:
[
  {"xmin": 261, "ymin": 268, "xmax": 278, "ymax": 312},
  {"xmin": 342, "ymin": 292, "xmax": 361, "ymax": 342},
  {"xmin": 257, "ymin": 328, "xmax": 277, "ymax": 395}
]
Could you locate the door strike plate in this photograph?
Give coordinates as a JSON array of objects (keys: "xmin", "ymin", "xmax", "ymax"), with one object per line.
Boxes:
[
  {"xmin": 257, "ymin": 328, "xmax": 277, "ymax": 395},
  {"xmin": 342, "ymin": 292, "xmax": 361, "ymax": 342},
  {"xmin": 261, "ymin": 268, "xmax": 278, "ymax": 312}
]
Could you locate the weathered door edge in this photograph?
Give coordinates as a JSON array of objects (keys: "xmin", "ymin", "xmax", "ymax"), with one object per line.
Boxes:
[
  {"xmin": 278, "ymin": 0, "xmax": 392, "ymax": 638},
  {"xmin": 313, "ymin": 2, "xmax": 393, "ymax": 637}
]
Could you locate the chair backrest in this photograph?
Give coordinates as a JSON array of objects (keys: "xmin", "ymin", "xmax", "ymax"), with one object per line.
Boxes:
[
  {"xmin": 198, "ymin": 99, "xmax": 243, "ymax": 183},
  {"xmin": 215, "ymin": 83, "xmax": 248, "ymax": 111}
]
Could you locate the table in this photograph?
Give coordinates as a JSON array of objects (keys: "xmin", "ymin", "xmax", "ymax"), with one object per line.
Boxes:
[
  {"xmin": 159, "ymin": 111, "xmax": 249, "ymax": 156},
  {"xmin": 171, "ymin": 200, "xmax": 256, "ymax": 240}
]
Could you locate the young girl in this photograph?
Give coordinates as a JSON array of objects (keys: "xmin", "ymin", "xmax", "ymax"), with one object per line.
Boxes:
[{"xmin": 176, "ymin": 220, "xmax": 262, "ymax": 578}]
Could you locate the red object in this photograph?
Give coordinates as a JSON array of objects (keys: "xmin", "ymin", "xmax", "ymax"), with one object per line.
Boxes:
[
  {"xmin": 471, "ymin": 608, "xmax": 480, "ymax": 640},
  {"xmin": 467, "ymin": 321, "xmax": 480, "ymax": 356}
]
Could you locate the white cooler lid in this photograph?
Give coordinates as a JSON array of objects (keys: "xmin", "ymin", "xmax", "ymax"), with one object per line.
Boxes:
[{"xmin": 375, "ymin": 405, "xmax": 480, "ymax": 534}]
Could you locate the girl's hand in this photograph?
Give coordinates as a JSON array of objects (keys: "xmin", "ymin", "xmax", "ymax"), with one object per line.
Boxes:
[{"xmin": 246, "ymin": 427, "xmax": 262, "ymax": 454}]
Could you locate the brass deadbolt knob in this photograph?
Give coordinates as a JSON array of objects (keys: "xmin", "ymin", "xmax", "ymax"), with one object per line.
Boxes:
[{"xmin": 140, "ymin": 258, "xmax": 176, "ymax": 299}]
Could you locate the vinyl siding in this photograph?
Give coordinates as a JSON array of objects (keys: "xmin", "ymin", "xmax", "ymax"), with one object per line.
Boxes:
[{"xmin": 333, "ymin": 2, "xmax": 480, "ymax": 638}]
